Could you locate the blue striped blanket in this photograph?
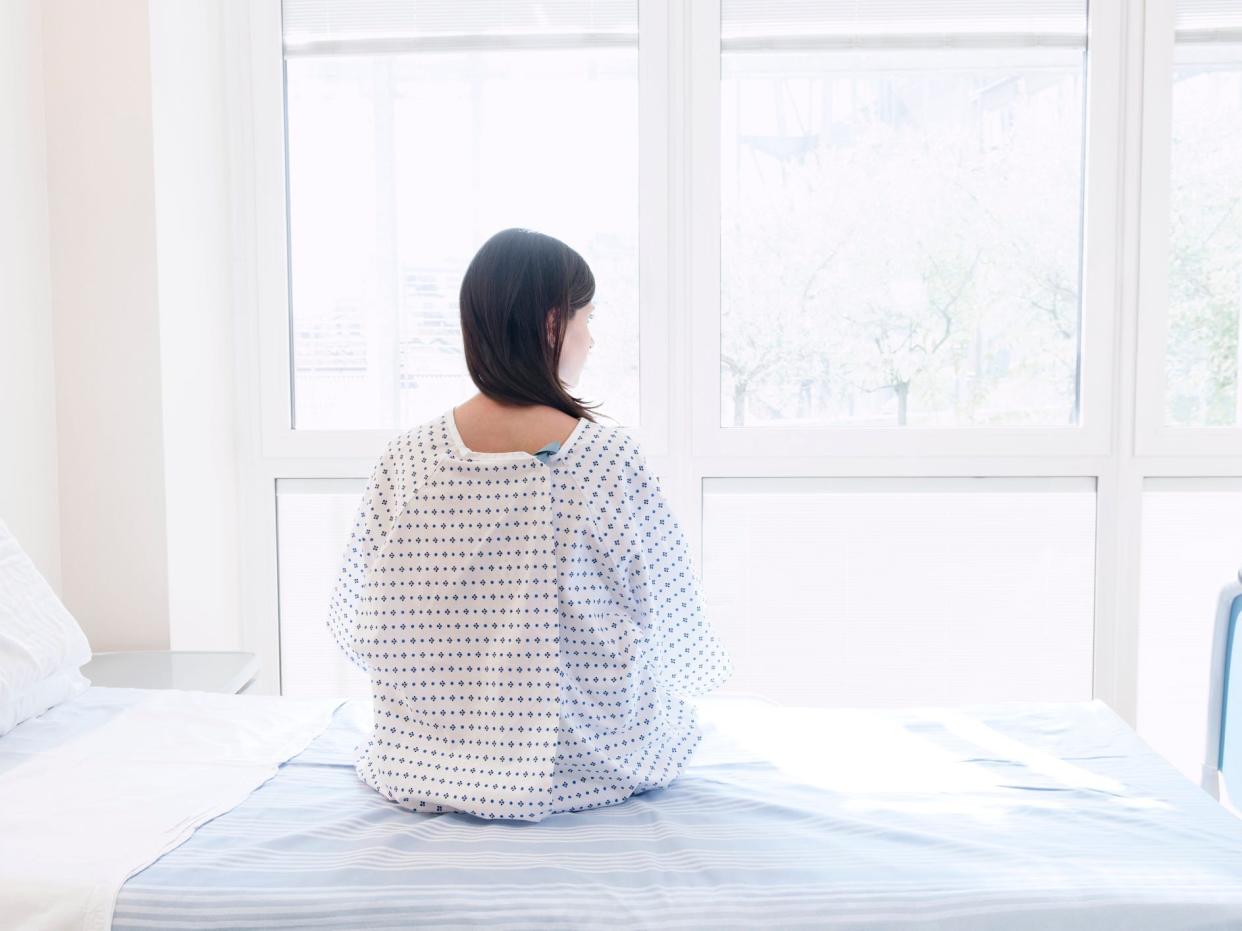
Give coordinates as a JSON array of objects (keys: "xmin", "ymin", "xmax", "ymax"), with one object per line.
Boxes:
[{"xmin": 112, "ymin": 695, "xmax": 1242, "ymax": 929}]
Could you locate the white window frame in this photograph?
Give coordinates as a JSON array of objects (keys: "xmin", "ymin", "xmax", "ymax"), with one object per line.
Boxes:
[
  {"xmin": 690, "ymin": 0, "xmax": 1122, "ymax": 461},
  {"xmin": 234, "ymin": 0, "xmax": 671, "ymax": 465},
  {"xmin": 224, "ymin": 0, "xmax": 673, "ymax": 692},
  {"xmin": 1134, "ymin": 0, "xmax": 1242, "ymax": 457},
  {"xmin": 222, "ymin": 0, "xmax": 1242, "ymax": 727}
]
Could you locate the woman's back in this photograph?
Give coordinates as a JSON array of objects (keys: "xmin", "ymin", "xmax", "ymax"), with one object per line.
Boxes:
[{"xmin": 327, "ymin": 408, "xmax": 733, "ymax": 821}]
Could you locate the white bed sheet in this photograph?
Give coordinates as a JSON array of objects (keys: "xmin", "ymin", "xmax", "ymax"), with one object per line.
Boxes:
[{"xmin": 0, "ymin": 687, "xmax": 337, "ymax": 931}]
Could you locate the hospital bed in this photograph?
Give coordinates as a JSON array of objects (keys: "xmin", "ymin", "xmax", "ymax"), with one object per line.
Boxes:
[
  {"xmin": 8, "ymin": 574, "xmax": 1242, "ymax": 929},
  {"xmin": 5, "ymin": 688, "xmax": 1242, "ymax": 929}
]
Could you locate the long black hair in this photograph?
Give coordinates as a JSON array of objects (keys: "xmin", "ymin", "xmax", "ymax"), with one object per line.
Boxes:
[{"xmin": 459, "ymin": 228, "xmax": 600, "ymax": 422}]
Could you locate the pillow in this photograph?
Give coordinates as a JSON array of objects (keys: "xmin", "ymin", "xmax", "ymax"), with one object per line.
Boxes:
[
  {"xmin": 0, "ymin": 519, "xmax": 92, "ymax": 722},
  {"xmin": 0, "ymin": 666, "xmax": 89, "ymax": 737}
]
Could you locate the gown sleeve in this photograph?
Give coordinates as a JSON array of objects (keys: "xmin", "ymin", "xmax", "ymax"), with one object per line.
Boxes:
[
  {"xmin": 326, "ymin": 439, "xmax": 406, "ymax": 672},
  {"xmin": 620, "ymin": 436, "xmax": 733, "ymax": 698}
]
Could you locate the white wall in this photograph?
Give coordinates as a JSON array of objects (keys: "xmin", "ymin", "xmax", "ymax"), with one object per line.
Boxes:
[
  {"xmin": 147, "ymin": 0, "xmax": 242, "ymax": 651},
  {"xmin": 41, "ymin": 0, "xmax": 171, "ymax": 651},
  {"xmin": 0, "ymin": 0, "xmax": 61, "ymax": 588}
]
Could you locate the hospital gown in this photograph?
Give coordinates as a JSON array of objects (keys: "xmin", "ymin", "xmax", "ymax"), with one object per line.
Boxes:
[{"xmin": 326, "ymin": 409, "xmax": 733, "ymax": 821}]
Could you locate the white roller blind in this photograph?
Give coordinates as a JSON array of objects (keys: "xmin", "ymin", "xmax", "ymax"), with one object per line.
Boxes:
[
  {"xmin": 721, "ymin": 0, "xmax": 1087, "ymax": 50},
  {"xmin": 1176, "ymin": 0, "xmax": 1242, "ymax": 41},
  {"xmin": 283, "ymin": 0, "xmax": 638, "ymax": 56}
]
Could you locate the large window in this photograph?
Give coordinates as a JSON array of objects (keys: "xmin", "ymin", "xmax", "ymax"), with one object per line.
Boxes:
[
  {"xmin": 720, "ymin": 2, "xmax": 1089, "ymax": 428},
  {"xmin": 228, "ymin": 0, "xmax": 1242, "ymax": 750}
]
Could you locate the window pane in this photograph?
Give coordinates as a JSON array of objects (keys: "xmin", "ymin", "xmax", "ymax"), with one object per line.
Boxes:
[
  {"xmin": 1165, "ymin": 24, "xmax": 1242, "ymax": 426},
  {"xmin": 275, "ymin": 479, "xmax": 371, "ymax": 699},
  {"xmin": 282, "ymin": 2, "xmax": 640, "ymax": 430},
  {"xmin": 701, "ymin": 477, "xmax": 1096, "ymax": 705},
  {"xmin": 1138, "ymin": 480, "xmax": 1242, "ymax": 782},
  {"xmin": 720, "ymin": 3, "xmax": 1087, "ymax": 427}
]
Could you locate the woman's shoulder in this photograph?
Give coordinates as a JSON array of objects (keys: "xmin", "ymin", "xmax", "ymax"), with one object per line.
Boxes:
[
  {"xmin": 370, "ymin": 413, "xmax": 456, "ymax": 479},
  {"xmin": 604, "ymin": 423, "xmax": 647, "ymax": 463},
  {"xmin": 571, "ymin": 420, "xmax": 654, "ymax": 487},
  {"xmin": 387, "ymin": 413, "xmax": 447, "ymax": 454}
]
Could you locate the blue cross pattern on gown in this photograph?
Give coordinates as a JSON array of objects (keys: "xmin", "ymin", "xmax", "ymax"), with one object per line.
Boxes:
[{"xmin": 324, "ymin": 409, "xmax": 733, "ymax": 821}]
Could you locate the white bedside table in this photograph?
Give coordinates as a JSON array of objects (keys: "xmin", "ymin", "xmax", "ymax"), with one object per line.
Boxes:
[{"xmin": 81, "ymin": 651, "xmax": 260, "ymax": 695}]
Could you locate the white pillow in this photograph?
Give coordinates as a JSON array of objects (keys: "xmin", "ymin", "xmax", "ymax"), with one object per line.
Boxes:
[
  {"xmin": 0, "ymin": 666, "xmax": 89, "ymax": 736},
  {"xmin": 0, "ymin": 519, "xmax": 92, "ymax": 718}
]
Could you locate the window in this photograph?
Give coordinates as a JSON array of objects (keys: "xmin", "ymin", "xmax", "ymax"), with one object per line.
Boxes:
[
  {"xmin": 279, "ymin": 474, "xmax": 1099, "ymax": 703},
  {"xmin": 231, "ymin": 0, "xmax": 1241, "ymax": 741},
  {"xmin": 282, "ymin": 0, "xmax": 641, "ymax": 431},
  {"xmin": 1164, "ymin": 4, "xmax": 1242, "ymax": 428},
  {"xmin": 275, "ymin": 480, "xmax": 370, "ymax": 699},
  {"xmin": 719, "ymin": 1, "xmax": 1089, "ymax": 428},
  {"xmin": 1138, "ymin": 480, "xmax": 1242, "ymax": 782},
  {"xmin": 702, "ymin": 478, "xmax": 1096, "ymax": 705}
]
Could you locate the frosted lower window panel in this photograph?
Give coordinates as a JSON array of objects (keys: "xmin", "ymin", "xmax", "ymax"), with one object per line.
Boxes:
[
  {"xmin": 701, "ymin": 477, "xmax": 1096, "ymax": 707},
  {"xmin": 1138, "ymin": 479, "xmax": 1242, "ymax": 783},
  {"xmin": 276, "ymin": 479, "xmax": 371, "ymax": 700},
  {"xmin": 277, "ymin": 476, "xmax": 1098, "ymax": 707}
]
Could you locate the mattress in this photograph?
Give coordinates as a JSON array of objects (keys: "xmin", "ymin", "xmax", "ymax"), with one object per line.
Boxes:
[{"xmin": 46, "ymin": 690, "xmax": 1242, "ymax": 929}]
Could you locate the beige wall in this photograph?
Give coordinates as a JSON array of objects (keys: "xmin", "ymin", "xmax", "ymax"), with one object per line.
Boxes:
[
  {"xmin": 41, "ymin": 0, "xmax": 171, "ymax": 650},
  {"xmin": 5, "ymin": 1, "xmax": 246, "ymax": 655},
  {"xmin": 30, "ymin": 0, "xmax": 242, "ymax": 653}
]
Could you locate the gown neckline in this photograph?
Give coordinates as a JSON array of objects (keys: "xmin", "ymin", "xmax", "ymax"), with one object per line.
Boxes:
[{"xmin": 444, "ymin": 408, "xmax": 588, "ymax": 463}]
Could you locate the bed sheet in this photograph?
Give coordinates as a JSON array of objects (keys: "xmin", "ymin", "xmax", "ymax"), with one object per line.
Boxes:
[{"xmin": 87, "ymin": 692, "xmax": 1242, "ymax": 929}]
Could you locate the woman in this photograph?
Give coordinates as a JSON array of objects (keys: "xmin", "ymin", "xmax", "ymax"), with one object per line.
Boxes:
[{"xmin": 326, "ymin": 227, "xmax": 732, "ymax": 822}]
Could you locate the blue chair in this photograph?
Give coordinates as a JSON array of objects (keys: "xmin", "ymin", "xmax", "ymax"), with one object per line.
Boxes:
[{"xmin": 1203, "ymin": 570, "xmax": 1242, "ymax": 802}]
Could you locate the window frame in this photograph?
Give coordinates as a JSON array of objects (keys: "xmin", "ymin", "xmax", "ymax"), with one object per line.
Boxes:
[
  {"xmin": 1134, "ymin": 0, "xmax": 1242, "ymax": 456},
  {"xmin": 690, "ymin": 0, "xmax": 1122, "ymax": 458},
  {"xmin": 240, "ymin": 0, "xmax": 671, "ymax": 464}
]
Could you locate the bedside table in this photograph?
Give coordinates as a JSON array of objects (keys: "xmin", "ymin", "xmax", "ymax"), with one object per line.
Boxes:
[{"xmin": 81, "ymin": 651, "xmax": 260, "ymax": 695}]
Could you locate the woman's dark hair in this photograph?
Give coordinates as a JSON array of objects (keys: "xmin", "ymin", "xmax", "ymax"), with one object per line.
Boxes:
[{"xmin": 459, "ymin": 228, "xmax": 601, "ymax": 422}]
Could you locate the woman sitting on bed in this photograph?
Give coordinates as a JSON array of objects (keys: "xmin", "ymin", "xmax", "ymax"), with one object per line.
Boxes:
[{"xmin": 326, "ymin": 227, "xmax": 733, "ymax": 822}]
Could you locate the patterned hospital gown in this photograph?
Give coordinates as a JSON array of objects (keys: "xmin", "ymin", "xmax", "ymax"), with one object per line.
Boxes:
[{"xmin": 326, "ymin": 409, "xmax": 733, "ymax": 821}]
